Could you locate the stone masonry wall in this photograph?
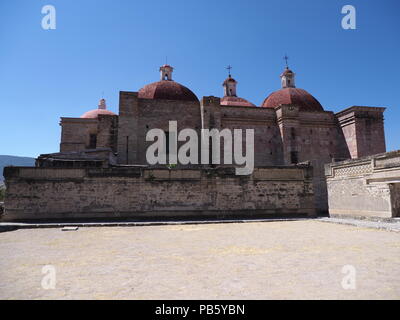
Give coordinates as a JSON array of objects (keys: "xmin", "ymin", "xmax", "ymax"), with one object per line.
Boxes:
[
  {"xmin": 219, "ymin": 105, "xmax": 283, "ymax": 166},
  {"xmin": 117, "ymin": 92, "xmax": 201, "ymax": 165},
  {"xmin": 2, "ymin": 166, "xmax": 316, "ymax": 221},
  {"xmin": 389, "ymin": 183, "xmax": 400, "ymax": 217},
  {"xmin": 60, "ymin": 118, "xmax": 98, "ymax": 152},
  {"xmin": 325, "ymin": 150, "xmax": 400, "ymax": 218},
  {"xmin": 336, "ymin": 106, "xmax": 386, "ymax": 159}
]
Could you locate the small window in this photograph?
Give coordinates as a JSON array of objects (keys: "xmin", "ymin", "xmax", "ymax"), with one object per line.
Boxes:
[
  {"xmin": 290, "ymin": 151, "xmax": 298, "ymax": 164},
  {"xmin": 89, "ymin": 134, "xmax": 97, "ymax": 149},
  {"xmin": 290, "ymin": 127, "xmax": 296, "ymax": 140}
]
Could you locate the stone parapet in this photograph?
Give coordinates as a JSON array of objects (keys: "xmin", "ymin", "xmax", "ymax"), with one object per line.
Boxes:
[
  {"xmin": 325, "ymin": 150, "xmax": 400, "ymax": 218},
  {"xmin": 2, "ymin": 165, "xmax": 316, "ymax": 221}
]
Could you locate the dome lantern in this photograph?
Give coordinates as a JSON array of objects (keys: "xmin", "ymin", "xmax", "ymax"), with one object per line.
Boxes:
[
  {"xmin": 160, "ymin": 64, "xmax": 173, "ymax": 81},
  {"xmin": 280, "ymin": 55, "xmax": 295, "ymax": 88},
  {"xmin": 281, "ymin": 67, "xmax": 296, "ymax": 88},
  {"xmin": 98, "ymin": 98, "xmax": 106, "ymax": 110},
  {"xmin": 220, "ymin": 66, "xmax": 255, "ymax": 107},
  {"xmin": 223, "ymin": 65, "xmax": 238, "ymax": 97},
  {"xmin": 223, "ymin": 76, "xmax": 238, "ymax": 97}
]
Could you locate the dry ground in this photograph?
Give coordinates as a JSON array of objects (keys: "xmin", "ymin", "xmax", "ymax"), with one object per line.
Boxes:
[{"xmin": 0, "ymin": 220, "xmax": 399, "ymax": 299}]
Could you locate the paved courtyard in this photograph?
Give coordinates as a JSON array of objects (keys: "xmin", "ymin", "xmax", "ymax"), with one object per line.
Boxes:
[{"xmin": 0, "ymin": 220, "xmax": 399, "ymax": 299}]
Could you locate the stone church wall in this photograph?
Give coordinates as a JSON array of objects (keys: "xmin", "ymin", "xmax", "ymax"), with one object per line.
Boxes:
[
  {"xmin": 136, "ymin": 98, "xmax": 202, "ymax": 165},
  {"xmin": 325, "ymin": 150, "xmax": 400, "ymax": 218},
  {"xmin": 220, "ymin": 105, "xmax": 283, "ymax": 166},
  {"xmin": 60, "ymin": 118, "xmax": 98, "ymax": 152},
  {"xmin": 2, "ymin": 165, "xmax": 316, "ymax": 221},
  {"xmin": 117, "ymin": 92, "xmax": 202, "ymax": 165}
]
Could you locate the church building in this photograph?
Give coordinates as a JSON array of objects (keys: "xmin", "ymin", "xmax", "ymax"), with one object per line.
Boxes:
[{"xmin": 36, "ymin": 62, "xmax": 386, "ymax": 213}]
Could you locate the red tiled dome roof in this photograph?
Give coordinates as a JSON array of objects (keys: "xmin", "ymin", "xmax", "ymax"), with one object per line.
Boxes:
[
  {"xmin": 221, "ymin": 96, "xmax": 255, "ymax": 107},
  {"xmin": 261, "ymin": 87, "xmax": 324, "ymax": 112},
  {"xmin": 81, "ymin": 109, "xmax": 116, "ymax": 119},
  {"xmin": 138, "ymin": 80, "xmax": 199, "ymax": 102}
]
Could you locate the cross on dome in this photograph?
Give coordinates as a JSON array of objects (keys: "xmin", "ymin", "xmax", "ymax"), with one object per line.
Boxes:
[
  {"xmin": 226, "ymin": 65, "xmax": 232, "ymax": 77},
  {"xmin": 283, "ymin": 54, "xmax": 289, "ymax": 69}
]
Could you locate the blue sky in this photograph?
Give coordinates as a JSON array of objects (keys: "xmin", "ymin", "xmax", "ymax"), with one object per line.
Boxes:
[{"xmin": 0, "ymin": 0, "xmax": 399, "ymax": 157}]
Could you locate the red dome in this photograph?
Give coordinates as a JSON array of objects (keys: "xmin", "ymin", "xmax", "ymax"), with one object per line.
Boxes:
[
  {"xmin": 81, "ymin": 109, "xmax": 116, "ymax": 119},
  {"xmin": 138, "ymin": 80, "xmax": 199, "ymax": 102},
  {"xmin": 221, "ymin": 96, "xmax": 255, "ymax": 107},
  {"xmin": 262, "ymin": 87, "xmax": 324, "ymax": 112}
]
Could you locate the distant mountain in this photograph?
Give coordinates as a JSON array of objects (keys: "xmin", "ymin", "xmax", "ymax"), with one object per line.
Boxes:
[{"xmin": 0, "ymin": 155, "xmax": 36, "ymax": 183}]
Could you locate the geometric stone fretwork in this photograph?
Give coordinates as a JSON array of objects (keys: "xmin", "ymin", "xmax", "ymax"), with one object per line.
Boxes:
[{"xmin": 333, "ymin": 163, "xmax": 372, "ymax": 177}]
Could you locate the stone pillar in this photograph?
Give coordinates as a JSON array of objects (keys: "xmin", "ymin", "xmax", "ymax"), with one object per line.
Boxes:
[
  {"xmin": 200, "ymin": 96, "xmax": 221, "ymax": 164},
  {"xmin": 97, "ymin": 115, "xmax": 118, "ymax": 153},
  {"xmin": 275, "ymin": 104, "xmax": 300, "ymax": 165},
  {"xmin": 117, "ymin": 91, "xmax": 139, "ymax": 164}
]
